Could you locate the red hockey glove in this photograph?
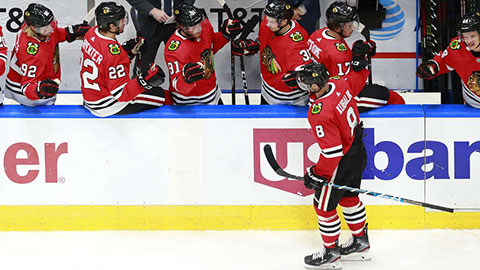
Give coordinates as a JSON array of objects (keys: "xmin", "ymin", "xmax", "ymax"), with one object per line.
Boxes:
[
  {"xmin": 282, "ymin": 70, "xmax": 300, "ymax": 90},
  {"xmin": 351, "ymin": 40, "xmax": 371, "ymax": 72},
  {"xmin": 36, "ymin": 79, "xmax": 59, "ymax": 99},
  {"xmin": 183, "ymin": 62, "xmax": 205, "ymax": 84},
  {"xmin": 137, "ymin": 63, "xmax": 165, "ymax": 89},
  {"xmin": 122, "ymin": 37, "xmax": 144, "ymax": 59},
  {"xmin": 221, "ymin": 19, "xmax": 242, "ymax": 39},
  {"xmin": 65, "ymin": 21, "xmax": 91, "ymax": 42},
  {"xmin": 304, "ymin": 166, "xmax": 328, "ymax": 190},
  {"xmin": 416, "ymin": 60, "xmax": 439, "ymax": 79}
]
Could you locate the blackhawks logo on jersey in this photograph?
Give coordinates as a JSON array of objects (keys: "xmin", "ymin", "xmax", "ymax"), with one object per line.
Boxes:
[
  {"xmin": 261, "ymin": 45, "xmax": 281, "ymax": 74},
  {"xmin": 201, "ymin": 49, "xmax": 214, "ymax": 79},
  {"xmin": 289, "ymin": 31, "xmax": 303, "ymax": 42},
  {"xmin": 108, "ymin": 43, "xmax": 121, "ymax": 55},
  {"xmin": 467, "ymin": 71, "xmax": 480, "ymax": 94},
  {"xmin": 450, "ymin": 39, "xmax": 461, "ymax": 50},
  {"xmin": 168, "ymin": 40, "xmax": 180, "ymax": 51},
  {"xmin": 26, "ymin": 41, "xmax": 39, "ymax": 55},
  {"xmin": 311, "ymin": 102, "xmax": 323, "ymax": 114},
  {"xmin": 335, "ymin": 42, "xmax": 347, "ymax": 52}
]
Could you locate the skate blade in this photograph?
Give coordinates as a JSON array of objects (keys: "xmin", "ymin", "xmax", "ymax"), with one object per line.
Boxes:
[
  {"xmin": 304, "ymin": 261, "xmax": 342, "ymax": 269},
  {"xmin": 340, "ymin": 251, "xmax": 371, "ymax": 261}
]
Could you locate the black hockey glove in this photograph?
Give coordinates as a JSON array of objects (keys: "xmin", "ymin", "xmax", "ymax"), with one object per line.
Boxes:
[
  {"xmin": 36, "ymin": 79, "xmax": 59, "ymax": 99},
  {"xmin": 351, "ymin": 40, "xmax": 371, "ymax": 72},
  {"xmin": 137, "ymin": 64, "xmax": 165, "ymax": 90},
  {"xmin": 122, "ymin": 37, "xmax": 144, "ymax": 59},
  {"xmin": 183, "ymin": 62, "xmax": 205, "ymax": 84},
  {"xmin": 232, "ymin": 39, "xmax": 260, "ymax": 56},
  {"xmin": 304, "ymin": 166, "xmax": 328, "ymax": 191},
  {"xmin": 282, "ymin": 70, "xmax": 300, "ymax": 90},
  {"xmin": 65, "ymin": 21, "xmax": 91, "ymax": 42},
  {"xmin": 416, "ymin": 60, "xmax": 439, "ymax": 79},
  {"xmin": 221, "ymin": 19, "xmax": 242, "ymax": 39}
]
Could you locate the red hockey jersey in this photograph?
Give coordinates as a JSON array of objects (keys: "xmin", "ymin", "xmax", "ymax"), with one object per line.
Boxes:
[
  {"xmin": 81, "ymin": 27, "xmax": 162, "ymax": 116},
  {"xmin": 164, "ymin": 19, "xmax": 228, "ymax": 105},
  {"xmin": 0, "ymin": 26, "xmax": 7, "ymax": 77},
  {"xmin": 5, "ymin": 22, "xmax": 66, "ymax": 106},
  {"xmin": 308, "ymin": 68, "xmax": 369, "ymax": 180},
  {"xmin": 258, "ymin": 18, "xmax": 312, "ymax": 105},
  {"xmin": 308, "ymin": 27, "xmax": 352, "ymax": 77},
  {"xmin": 432, "ymin": 37, "xmax": 480, "ymax": 108}
]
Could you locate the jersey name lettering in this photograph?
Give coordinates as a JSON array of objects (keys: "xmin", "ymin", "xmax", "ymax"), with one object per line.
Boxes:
[
  {"xmin": 336, "ymin": 90, "xmax": 353, "ymax": 115},
  {"xmin": 82, "ymin": 39, "xmax": 103, "ymax": 65}
]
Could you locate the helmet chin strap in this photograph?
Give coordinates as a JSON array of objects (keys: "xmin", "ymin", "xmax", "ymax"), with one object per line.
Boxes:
[{"xmin": 274, "ymin": 20, "xmax": 291, "ymax": 35}]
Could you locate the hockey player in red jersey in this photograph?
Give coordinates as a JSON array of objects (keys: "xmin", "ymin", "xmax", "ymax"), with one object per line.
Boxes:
[
  {"xmin": 0, "ymin": 25, "xmax": 7, "ymax": 105},
  {"xmin": 164, "ymin": 3, "xmax": 241, "ymax": 105},
  {"xmin": 417, "ymin": 12, "xmax": 480, "ymax": 108},
  {"xmin": 232, "ymin": 0, "xmax": 312, "ymax": 105},
  {"xmin": 297, "ymin": 61, "xmax": 371, "ymax": 269},
  {"xmin": 307, "ymin": 1, "xmax": 404, "ymax": 112},
  {"xmin": 80, "ymin": 2, "xmax": 166, "ymax": 117},
  {"xmin": 5, "ymin": 3, "xmax": 90, "ymax": 106}
]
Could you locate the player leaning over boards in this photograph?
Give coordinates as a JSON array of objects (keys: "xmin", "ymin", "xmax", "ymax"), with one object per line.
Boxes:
[
  {"xmin": 297, "ymin": 63, "xmax": 372, "ymax": 268},
  {"xmin": 307, "ymin": 1, "xmax": 404, "ymax": 112},
  {"xmin": 5, "ymin": 3, "xmax": 89, "ymax": 106},
  {"xmin": 164, "ymin": 3, "xmax": 241, "ymax": 105},
  {"xmin": 0, "ymin": 25, "xmax": 7, "ymax": 105},
  {"xmin": 417, "ymin": 12, "xmax": 480, "ymax": 108},
  {"xmin": 81, "ymin": 2, "xmax": 166, "ymax": 117},
  {"xmin": 232, "ymin": 0, "xmax": 312, "ymax": 105}
]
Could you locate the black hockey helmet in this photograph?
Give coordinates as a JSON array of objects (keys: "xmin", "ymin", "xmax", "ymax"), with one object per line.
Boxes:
[
  {"xmin": 458, "ymin": 12, "xmax": 480, "ymax": 34},
  {"xmin": 95, "ymin": 2, "xmax": 126, "ymax": 31},
  {"xmin": 264, "ymin": 0, "xmax": 294, "ymax": 22},
  {"xmin": 174, "ymin": 3, "xmax": 203, "ymax": 27},
  {"xmin": 24, "ymin": 3, "xmax": 54, "ymax": 27},
  {"xmin": 326, "ymin": 1, "xmax": 359, "ymax": 29},
  {"xmin": 297, "ymin": 63, "xmax": 330, "ymax": 91}
]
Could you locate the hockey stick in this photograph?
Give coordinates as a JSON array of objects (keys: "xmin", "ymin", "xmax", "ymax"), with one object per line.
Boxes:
[
  {"xmin": 216, "ymin": 0, "xmax": 236, "ymax": 104},
  {"xmin": 263, "ymin": 144, "xmax": 455, "ymax": 213},
  {"xmin": 237, "ymin": 15, "xmax": 260, "ymax": 105},
  {"xmin": 357, "ymin": 22, "xmax": 373, "ymax": 85}
]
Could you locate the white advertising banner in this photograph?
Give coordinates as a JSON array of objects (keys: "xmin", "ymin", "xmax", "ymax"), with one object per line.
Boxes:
[{"xmin": 0, "ymin": 104, "xmax": 478, "ymax": 209}]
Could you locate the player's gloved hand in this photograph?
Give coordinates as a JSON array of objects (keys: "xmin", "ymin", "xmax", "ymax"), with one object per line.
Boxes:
[
  {"xmin": 36, "ymin": 79, "xmax": 59, "ymax": 99},
  {"xmin": 232, "ymin": 39, "xmax": 260, "ymax": 55},
  {"xmin": 303, "ymin": 166, "xmax": 328, "ymax": 190},
  {"xmin": 65, "ymin": 21, "xmax": 91, "ymax": 42},
  {"xmin": 282, "ymin": 70, "xmax": 300, "ymax": 90},
  {"xmin": 137, "ymin": 63, "xmax": 165, "ymax": 89},
  {"xmin": 122, "ymin": 37, "xmax": 144, "ymax": 59},
  {"xmin": 352, "ymin": 40, "xmax": 373, "ymax": 59},
  {"xmin": 365, "ymin": 40, "xmax": 376, "ymax": 57},
  {"xmin": 221, "ymin": 19, "xmax": 242, "ymax": 39},
  {"xmin": 183, "ymin": 62, "xmax": 205, "ymax": 84},
  {"xmin": 351, "ymin": 40, "xmax": 372, "ymax": 72},
  {"xmin": 416, "ymin": 60, "xmax": 439, "ymax": 79}
]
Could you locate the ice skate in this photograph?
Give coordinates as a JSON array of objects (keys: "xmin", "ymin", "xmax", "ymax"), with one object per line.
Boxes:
[
  {"xmin": 340, "ymin": 223, "xmax": 371, "ymax": 261},
  {"xmin": 304, "ymin": 244, "xmax": 342, "ymax": 269}
]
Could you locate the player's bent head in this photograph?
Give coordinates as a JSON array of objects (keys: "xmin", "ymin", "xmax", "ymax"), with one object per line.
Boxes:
[
  {"xmin": 297, "ymin": 63, "xmax": 330, "ymax": 93},
  {"xmin": 326, "ymin": 1, "xmax": 358, "ymax": 32},
  {"xmin": 24, "ymin": 3, "xmax": 55, "ymax": 37},
  {"xmin": 95, "ymin": 2, "xmax": 127, "ymax": 33}
]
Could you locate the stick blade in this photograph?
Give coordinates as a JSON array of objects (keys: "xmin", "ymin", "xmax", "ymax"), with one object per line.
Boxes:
[{"xmin": 263, "ymin": 144, "xmax": 304, "ymax": 180}]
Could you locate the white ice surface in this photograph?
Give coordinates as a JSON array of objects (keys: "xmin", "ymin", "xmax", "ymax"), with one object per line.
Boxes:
[{"xmin": 0, "ymin": 229, "xmax": 479, "ymax": 270}]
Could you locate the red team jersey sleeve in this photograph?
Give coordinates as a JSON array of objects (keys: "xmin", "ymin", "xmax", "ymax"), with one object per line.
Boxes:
[{"xmin": 0, "ymin": 26, "xmax": 7, "ymax": 76}]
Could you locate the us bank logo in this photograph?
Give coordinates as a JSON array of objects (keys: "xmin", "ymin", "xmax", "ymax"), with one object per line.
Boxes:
[
  {"xmin": 253, "ymin": 128, "xmax": 316, "ymax": 197},
  {"xmin": 370, "ymin": 0, "xmax": 405, "ymax": 41},
  {"xmin": 254, "ymin": 128, "xmax": 479, "ymax": 195}
]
